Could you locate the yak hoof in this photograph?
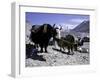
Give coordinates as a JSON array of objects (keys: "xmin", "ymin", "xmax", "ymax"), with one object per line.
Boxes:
[
  {"xmin": 40, "ymin": 50, "xmax": 43, "ymax": 53},
  {"xmin": 67, "ymin": 52, "xmax": 74, "ymax": 55},
  {"xmin": 71, "ymin": 52, "xmax": 74, "ymax": 55},
  {"xmin": 67, "ymin": 52, "xmax": 70, "ymax": 55},
  {"xmin": 60, "ymin": 49, "xmax": 62, "ymax": 51},
  {"xmin": 45, "ymin": 50, "xmax": 48, "ymax": 53}
]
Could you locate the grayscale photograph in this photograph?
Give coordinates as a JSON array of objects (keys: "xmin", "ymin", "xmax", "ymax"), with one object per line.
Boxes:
[{"xmin": 25, "ymin": 12, "xmax": 90, "ymax": 67}]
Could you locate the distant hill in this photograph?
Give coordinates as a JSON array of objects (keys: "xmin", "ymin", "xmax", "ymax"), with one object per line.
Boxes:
[
  {"xmin": 71, "ymin": 21, "xmax": 90, "ymax": 33},
  {"xmin": 26, "ymin": 22, "xmax": 32, "ymax": 44}
]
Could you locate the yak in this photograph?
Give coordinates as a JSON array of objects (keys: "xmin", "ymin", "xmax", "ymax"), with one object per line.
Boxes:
[
  {"xmin": 55, "ymin": 34, "xmax": 75, "ymax": 55},
  {"xmin": 30, "ymin": 24, "xmax": 57, "ymax": 53}
]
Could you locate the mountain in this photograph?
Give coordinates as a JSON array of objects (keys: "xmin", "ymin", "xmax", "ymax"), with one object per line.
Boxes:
[
  {"xmin": 26, "ymin": 22, "xmax": 32, "ymax": 44},
  {"xmin": 71, "ymin": 21, "xmax": 90, "ymax": 33}
]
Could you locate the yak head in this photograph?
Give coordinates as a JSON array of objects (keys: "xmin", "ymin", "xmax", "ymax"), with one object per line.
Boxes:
[
  {"xmin": 50, "ymin": 24, "xmax": 58, "ymax": 39},
  {"xmin": 43, "ymin": 24, "xmax": 57, "ymax": 38}
]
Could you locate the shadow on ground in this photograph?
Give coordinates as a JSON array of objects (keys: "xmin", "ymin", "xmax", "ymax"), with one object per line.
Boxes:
[
  {"xmin": 26, "ymin": 54, "xmax": 46, "ymax": 61},
  {"xmin": 52, "ymin": 48, "xmax": 74, "ymax": 55},
  {"xmin": 32, "ymin": 55, "xmax": 46, "ymax": 61}
]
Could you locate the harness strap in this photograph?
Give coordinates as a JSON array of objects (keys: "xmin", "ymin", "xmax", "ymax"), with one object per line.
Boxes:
[{"xmin": 55, "ymin": 38, "xmax": 75, "ymax": 45}]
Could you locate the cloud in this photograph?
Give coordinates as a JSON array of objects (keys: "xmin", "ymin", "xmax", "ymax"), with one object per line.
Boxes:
[
  {"xmin": 70, "ymin": 18, "xmax": 88, "ymax": 23},
  {"xmin": 56, "ymin": 23, "xmax": 77, "ymax": 29}
]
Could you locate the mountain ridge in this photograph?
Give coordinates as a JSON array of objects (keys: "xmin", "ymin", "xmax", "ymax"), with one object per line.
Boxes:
[{"xmin": 71, "ymin": 20, "xmax": 89, "ymax": 33}]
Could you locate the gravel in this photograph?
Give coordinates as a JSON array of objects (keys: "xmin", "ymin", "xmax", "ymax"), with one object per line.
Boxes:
[{"xmin": 26, "ymin": 45, "xmax": 89, "ymax": 67}]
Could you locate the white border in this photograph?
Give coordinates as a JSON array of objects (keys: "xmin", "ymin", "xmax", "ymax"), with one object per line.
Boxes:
[{"xmin": 11, "ymin": 2, "xmax": 97, "ymax": 78}]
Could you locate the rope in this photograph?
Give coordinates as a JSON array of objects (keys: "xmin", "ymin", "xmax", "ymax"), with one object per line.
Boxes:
[{"xmin": 56, "ymin": 38, "xmax": 75, "ymax": 45}]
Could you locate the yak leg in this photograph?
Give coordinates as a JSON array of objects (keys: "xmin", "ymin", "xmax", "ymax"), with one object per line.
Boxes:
[
  {"xmin": 59, "ymin": 44, "xmax": 62, "ymax": 51},
  {"xmin": 60, "ymin": 47, "xmax": 62, "ymax": 51},
  {"xmin": 60, "ymin": 42, "xmax": 63, "ymax": 51},
  {"xmin": 67, "ymin": 46, "xmax": 70, "ymax": 54},
  {"xmin": 63, "ymin": 47, "xmax": 65, "ymax": 51},
  {"xmin": 44, "ymin": 44, "xmax": 48, "ymax": 53},
  {"xmin": 71, "ymin": 45, "xmax": 74, "ymax": 55},
  {"xmin": 40, "ymin": 44, "xmax": 43, "ymax": 53},
  {"xmin": 35, "ymin": 44, "xmax": 38, "ymax": 49},
  {"xmin": 74, "ymin": 44, "xmax": 78, "ymax": 51}
]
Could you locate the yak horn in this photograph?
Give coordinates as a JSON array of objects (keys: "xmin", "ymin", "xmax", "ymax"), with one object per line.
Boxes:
[{"xmin": 53, "ymin": 24, "xmax": 56, "ymax": 28}]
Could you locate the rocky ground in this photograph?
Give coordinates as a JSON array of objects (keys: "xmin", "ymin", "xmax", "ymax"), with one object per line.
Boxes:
[{"xmin": 26, "ymin": 43, "xmax": 89, "ymax": 67}]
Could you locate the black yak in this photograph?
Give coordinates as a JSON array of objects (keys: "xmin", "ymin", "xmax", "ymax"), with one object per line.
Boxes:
[{"xmin": 30, "ymin": 24, "xmax": 57, "ymax": 53}]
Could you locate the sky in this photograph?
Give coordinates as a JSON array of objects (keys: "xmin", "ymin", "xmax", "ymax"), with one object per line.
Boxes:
[{"xmin": 26, "ymin": 12, "xmax": 89, "ymax": 29}]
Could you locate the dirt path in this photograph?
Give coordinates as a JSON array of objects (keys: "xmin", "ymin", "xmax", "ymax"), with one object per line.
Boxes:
[{"xmin": 26, "ymin": 46, "xmax": 89, "ymax": 67}]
